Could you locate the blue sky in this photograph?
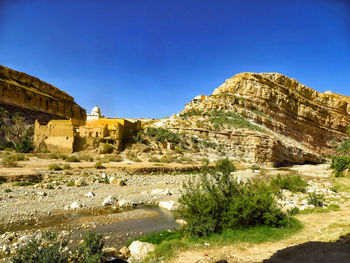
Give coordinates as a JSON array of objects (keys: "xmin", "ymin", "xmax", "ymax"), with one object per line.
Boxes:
[{"xmin": 0, "ymin": 0, "xmax": 349, "ymax": 118}]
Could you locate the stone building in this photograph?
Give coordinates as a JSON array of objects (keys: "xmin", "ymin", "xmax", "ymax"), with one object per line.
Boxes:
[{"xmin": 34, "ymin": 107, "xmax": 141, "ymax": 153}]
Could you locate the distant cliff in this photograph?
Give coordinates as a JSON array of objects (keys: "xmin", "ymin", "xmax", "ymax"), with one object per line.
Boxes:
[{"xmin": 0, "ymin": 65, "xmax": 86, "ymax": 125}]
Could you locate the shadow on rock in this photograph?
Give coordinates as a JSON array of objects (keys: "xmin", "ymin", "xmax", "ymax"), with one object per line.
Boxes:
[{"xmin": 262, "ymin": 234, "xmax": 350, "ymax": 263}]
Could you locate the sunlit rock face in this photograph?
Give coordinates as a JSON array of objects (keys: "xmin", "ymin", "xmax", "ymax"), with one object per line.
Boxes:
[
  {"xmin": 0, "ymin": 65, "xmax": 86, "ymax": 125},
  {"xmin": 174, "ymin": 73, "xmax": 350, "ymax": 166}
]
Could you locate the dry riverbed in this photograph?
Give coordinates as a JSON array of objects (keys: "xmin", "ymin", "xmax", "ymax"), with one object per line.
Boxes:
[{"xmin": 0, "ymin": 158, "xmax": 349, "ymax": 262}]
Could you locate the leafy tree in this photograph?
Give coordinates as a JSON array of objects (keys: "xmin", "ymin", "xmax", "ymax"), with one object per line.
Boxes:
[{"xmin": 0, "ymin": 107, "xmax": 33, "ymax": 152}]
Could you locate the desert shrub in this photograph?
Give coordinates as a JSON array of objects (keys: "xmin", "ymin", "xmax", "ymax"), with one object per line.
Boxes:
[
  {"xmin": 15, "ymin": 134, "xmax": 34, "ymax": 153},
  {"xmin": 49, "ymin": 163, "xmax": 62, "ymax": 171},
  {"xmin": 145, "ymin": 127, "xmax": 181, "ymax": 143},
  {"xmin": 149, "ymin": 157, "xmax": 161, "ymax": 162},
  {"xmin": 307, "ymin": 193, "xmax": 325, "ymax": 207},
  {"xmin": 179, "ymin": 159, "xmax": 286, "ymax": 237},
  {"xmin": 66, "ymin": 155, "xmax": 80, "ymax": 162},
  {"xmin": 179, "ymin": 109, "xmax": 203, "ymax": 117},
  {"xmin": 11, "ymin": 232, "xmax": 69, "ymax": 263},
  {"xmin": 48, "ymin": 152, "xmax": 60, "ymax": 159},
  {"xmin": 200, "ymin": 140, "xmax": 218, "ymax": 149},
  {"xmin": 108, "ymin": 155, "xmax": 123, "ymax": 162},
  {"xmin": 71, "ymin": 231, "xmax": 104, "ymax": 263},
  {"xmin": 63, "ymin": 164, "xmax": 71, "ymax": 170},
  {"xmin": 133, "ymin": 132, "xmax": 146, "ymax": 144},
  {"xmin": 47, "ymin": 185, "xmax": 54, "ymax": 190},
  {"xmin": 67, "ymin": 180, "xmax": 75, "ymax": 187},
  {"xmin": 270, "ymin": 174, "xmax": 308, "ymax": 193},
  {"xmin": 1, "ymin": 155, "xmax": 18, "ymax": 167},
  {"xmin": 94, "ymin": 161, "xmax": 105, "ymax": 169},
  {"xmin": 4, "ymin": 188, "xmax": 11, "ymax": 193},
  {"xmin": 11, "ymin": 231, "xmax": 104, "ymax": 263},
  {"xmin": 80, "ymin": 155, "xmax": 94, "ymax": 162},
  {"xmin": 330, "ymin": 155, "xmax": 350, "ymax": 177},
  {"xmin": 102, "ymin": 143, "xmax": 113, "ymax": 154},
  {"xmin": 59, "ymin": 154, "xmax": 68, "ymax": 160}
]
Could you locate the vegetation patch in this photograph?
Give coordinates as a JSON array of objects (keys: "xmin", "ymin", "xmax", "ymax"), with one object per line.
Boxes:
[
  {"xmin": 270, "ymin": 174, "xmax": 308, "ymax": 193},
  {"xmin": 307, "ymin": 193, "xmax": 325, "ymax": 207},
  {"xmin": 48, "ymin": 163, "xmax": 63, "ymax": 171},
  {"xmin": 145, "ymin": 127, "xmax": 181, "ymax": 143},
  {"xmin": 299, "ymin": 204, "xmax": 340, "ymax": 214},
  {"xmin": 11, "ymin": 231, "xmax": 104, "ymax": 263},
  {"xmin": 144, "ymin": 218, "xmax": 302, "ymax": 261},
  {"xmin": 179, "ymin": 159, "xmax": 287, "ymax": 238},
  {"xmin": 206, "ymin": 109, "xmax": 265, "ymax": 132},
  {"xmin": 94, "ymin": 161, "xmax": 105, "ymax": 169}
]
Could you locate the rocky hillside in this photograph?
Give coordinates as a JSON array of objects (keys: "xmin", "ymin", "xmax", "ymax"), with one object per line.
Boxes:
[
  {"xmin": 0, "ymin": 65, "xmax": 86, "ymax": 125},
  {"xmin": 146, "ymin": 73, "xmax": 350, "ymax": 166}
]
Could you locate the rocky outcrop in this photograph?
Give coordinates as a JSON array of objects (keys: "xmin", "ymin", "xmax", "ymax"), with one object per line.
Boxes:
[
  {"xmin": 0, "ymin": 65, "xmax": 86, "ymax": 126},
  {"xmin": 210, "ymin": 73, "xmax": 350, "ymax": 155},
  {"xmin": 152, "ymin": 72, "xmax": 350, "ymax": 166}
]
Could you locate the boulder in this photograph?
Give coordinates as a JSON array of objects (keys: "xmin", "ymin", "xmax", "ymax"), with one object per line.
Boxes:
[
  {"xmin": 119, "ymin": 246, "xmax": 131, "ymax": 258},
  {"xmin": 102, "ymin": 195, "xmax": 117, "ymax": 206},
  {"xmin": 159, "ymin": 200, "xmax": 178, "ymax": 211},
  {"xmin": 128, "ymin": 241, "xmax": 154, "ymax": 263},
  {"xmin": 70, "ymin": 201, "xmax": 82, "ymax": 209},
  {"xmin": 85, "ymin": 191, "xmax": 95, "ymax": 197}
]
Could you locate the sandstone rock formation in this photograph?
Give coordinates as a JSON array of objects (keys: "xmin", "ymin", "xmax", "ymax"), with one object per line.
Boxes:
[
  {"xmin": 0, "ymin": 65, "xmax": 86, "ymax": 125},
  {"xmin": 211, "ymin": 73, "xmax": 350, "ymax": 155},
  {"xmin": 151, "ymin": 72, "xmax": 350, "ymax": 166}
]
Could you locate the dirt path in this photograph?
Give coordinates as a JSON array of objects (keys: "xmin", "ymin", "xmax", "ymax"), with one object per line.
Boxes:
[{"xmin": 168, "ymin": 201, "xmax": 350, "ymax": 263}]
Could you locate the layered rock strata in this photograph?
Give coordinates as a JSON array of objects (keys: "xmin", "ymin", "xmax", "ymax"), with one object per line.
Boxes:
[{"xmin": 0, "ymin": 65, "xmax": 86, "ymax": 126}]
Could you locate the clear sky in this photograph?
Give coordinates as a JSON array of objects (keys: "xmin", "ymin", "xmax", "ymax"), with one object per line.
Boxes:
[{"xmin": 0, "ymin": 0, "xmax": 349, "ymax": 118}]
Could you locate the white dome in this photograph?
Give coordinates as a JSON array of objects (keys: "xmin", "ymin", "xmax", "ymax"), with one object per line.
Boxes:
[{"xmin": 90, "ymin": 106, "xmax": 101, "ymax": 116}]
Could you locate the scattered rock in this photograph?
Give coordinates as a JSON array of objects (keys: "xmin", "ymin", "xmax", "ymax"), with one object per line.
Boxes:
[
  {"xmin": 103, "ymin": 195, "xmax": 117, "ymax": 206},
  {"xmin": 85, "ymin": 191, "xmax": 95, "ymax": 197},
  {"xmin": 159, "ymin": 200, "xmax": 178, "ymax": 211},
  {"xmin": 176, "ymin": 219, "xmax": 188, "ymax": 226},
  {"xmin": 74, "ymin": 179, "xmax": 88, "ymax": 187},
  {"xmin": 128, "ymin": 241, "xmax": 154, "ymax": 263},
  {"xmin": 70, "ymin": 201, "xmax": 82, "ymax": 209}
]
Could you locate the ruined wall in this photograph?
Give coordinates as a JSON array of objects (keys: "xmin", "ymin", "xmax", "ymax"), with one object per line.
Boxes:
[
  {"xmin": 0, "ymin": 65, "xmax": 86, "ymax": 126},
  {"xmin": 34, "ymin": 120, "xmax": 74, "ymax": 154}
]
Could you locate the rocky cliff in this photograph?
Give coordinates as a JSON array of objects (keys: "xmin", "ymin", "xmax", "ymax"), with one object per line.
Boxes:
[
  {"xmin": 151, "ymin": 73, "xmax": 350, "ymax": 166},
  {"xmin": 0, "ymin": 65, "xmax": 86, "ymax": 125}
]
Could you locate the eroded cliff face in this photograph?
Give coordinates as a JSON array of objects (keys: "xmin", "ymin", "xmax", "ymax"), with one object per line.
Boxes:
[
  {"xmin": 0, "ymin": 65, "xmax": 86, "ymax": 125},
  {"xmin": 210, "ymin": 73, "xmax": 350, "ymax": 154},
  {"xmin": 154, "ymin": 72, "xmax": 350, "ymax": 166}
]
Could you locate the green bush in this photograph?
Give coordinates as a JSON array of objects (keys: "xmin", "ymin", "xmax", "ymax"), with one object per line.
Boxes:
[
  {"xmin": 71, "ymin": 232, "xmax": 104, "ymax": 263},
  {"xmin": 80, "ymin": 155, "xmax": 94, "ymax": 162},
  {"xmin": 66, "ymin": 155, "xmax": 80, "ymax": 162},
  {"xmin": 270, "ymin": 174, "xmax": 308, "ymax": 193},
  {"xmin": 179, "ymin": 159, "xmax": 286, "ymax": 237},
  {"xmin": 63, "ymin": 164, "xmax": 71, "ymax": 170},
  {"xmin": 11, "ymin": 231, "xmax": 104, "ymax": 263},
  {"xmin": 307, "ymin": 193, "xmax": 325, "ymax": 207},
  {"xmin": 102, "ymin": 143, "xmax": 113, "ymax": 154},
  {"xmin": 11, "ymin": 232, "xmax": 69, "ymax": 263},
  {"xmin": 4, "ymin": 188, "xmax": 11, "ymax": 193},
  {"xmin": 145, "ymin": 127, "xmax": 181, "ymax": 143},
  {"xmin": 108, "ymin": 155, "xmax": 123, "ymax": 162},
  {"xmin": 49, "ymin": 163, "xmax": 62, "ymax": 171},
  {"xmin": 330, "ymin": 155, "xmax": 350, "ymax": 177},
  {"xmin": 133, "ymin": 132, "xmax": 146, "ymax": 144},
  {"xmin": 15, "ymin": 134, "xmax": 34, "ymax": 153},
  {"xmin": 48, "ymin": 152, "xmax": 60, "ymax": 159}
]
